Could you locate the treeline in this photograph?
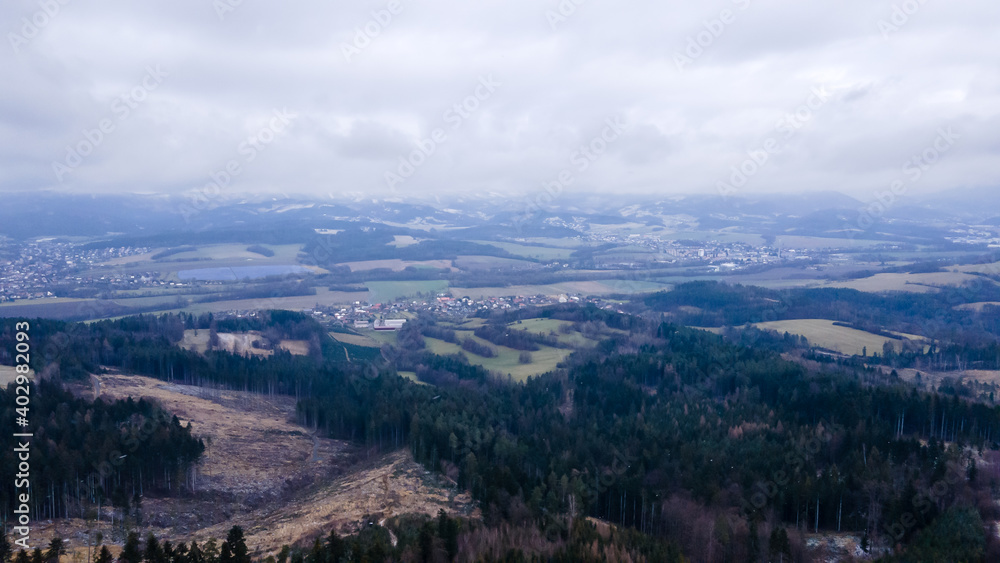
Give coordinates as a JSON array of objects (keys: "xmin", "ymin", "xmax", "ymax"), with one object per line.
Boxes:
[
  {"xmin": 2, "ymin": 513, "xmax": 692, "ymax": 563},
  {"xmin": 472, "ymin": 325, "xmax": 540, "ymax": 351},
  {"xmin": 461, "ymin": 337, "xmax": 497, "ymax": 358},
  {"xmin": 0, "ymin": 312, "xmax": 349, "ymax": 398},
  {"xmin": 151, "ymin": 247, "xmax": 198, "ymax": 260},
  {"xmin": 412, "ymin": 318, "xmax": 458, "ymax": 344},
  {"xmin": 246, "ymin": 245, "xmax": 275, "ymax": 257},
  {"xmin": 0, "ymin": 380, "xmax": 204, "ymax": 522}
]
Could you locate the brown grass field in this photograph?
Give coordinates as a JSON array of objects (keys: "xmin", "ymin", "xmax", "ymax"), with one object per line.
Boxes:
[
  {"xmin": 823, "ymin": 272, "xmax": 989, "ymax": 293},
  {"xmin": 955, "ymin": 301, "xmax": 1000, "ymax": 312},
  {"xmin": 754, "ymin": 319, "xmax": 924, "ymax": 356},
  {"xmin": 278, "ymin": 340, "xmax": 310, "ymax": 356}
]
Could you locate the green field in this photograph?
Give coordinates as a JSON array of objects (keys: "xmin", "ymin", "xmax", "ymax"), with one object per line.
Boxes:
[
  {"xmin": 471, "ymin": 241, "xmax": 575, "ymax": 261},
  {"xmin": 424, "ymin": 335, "xmax": 572, "ymax": 382},
  {"xmin": 0, "ymin": 297, "xmax": 87, "ymax": 308},
  {"xmin": 366, "ymin": 330, "xmax": 400, "ymax": 345},
  {"xmin": 425, "ymin": 336, "xmax": 463, "ymax": 356},
  {"xmin": 753, "ymin": 319, "xmax": 923, "ymax": 356},
  {"xmin": 512, "ymin": 318, "xmax": 597, "ymax": 347},
  {"xmin": 366, "ymin": 281, "xmax": 448, "ymax": 303},
  {"xmin": 330, "ymin": 332, "xmax": 382, "ymax": 348}
]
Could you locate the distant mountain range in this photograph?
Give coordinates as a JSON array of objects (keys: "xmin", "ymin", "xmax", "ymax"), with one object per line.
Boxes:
[{"xmin": 0, "ymin": 188, "xmax": 992, "ymax": 243}]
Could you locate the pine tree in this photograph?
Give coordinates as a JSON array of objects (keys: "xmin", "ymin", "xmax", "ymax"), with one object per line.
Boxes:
[
  {"xmin": 161, "ymin": 541, "xmax": 174, "ymax": 563},
  {"xmin": 200, "ymin": 540, "xmax": 219, "ymax": 563},
  {"xmin": 418, "ymin": 523, "xmax": 434, "ymax": 563},
  {"xmin": 218, "ymin": 542, "xmax": 231, "ymax": 563},
  {"xmin": 144, "ymin": 533, "xmax": 165, "ymax": 563},
  {"xmin": 768, "ymin": 527, "xmax": 791, "ymax": 563},
  {"xmin": 43, "ymin": 538, "xmax": 66, "ymax": 563},
  {"xmin": 324, "ymin": 531, "xmax": 342, "ymax": 563},
  {"xmin": 305, "ymin": 539, "xmax": 322, "ymax": 563},
  {"xmin": 94, "ymin": 547, "xmax": 113, "ymax": 563},
  {"xmin": 224, "ymin": 527, "xmax": 249, "ymax": 563},
  {"xmin": 187, "ymin": 542, "xmax": 203, "ymax": 563},
  {"xmin": 120, "ymin": 533, "xmax": 142, "ymax": 563},
  {"xmin": 173, "ymin": 543, "xmax": 189, "ymax": 563}
]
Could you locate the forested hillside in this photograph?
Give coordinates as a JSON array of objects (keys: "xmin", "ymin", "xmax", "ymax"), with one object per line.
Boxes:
[
  {"xmin": 4, "ymin": 304, "xmax": 1000, "ymax": 561},
  {"xmin": 0, "ymin": 381, "xmax": 204, "ymax": 522}
]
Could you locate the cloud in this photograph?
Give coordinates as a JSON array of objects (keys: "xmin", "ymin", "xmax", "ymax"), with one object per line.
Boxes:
[{"xmin": 1, "ymin": 0, "xmax": 998, "ymax": 200}]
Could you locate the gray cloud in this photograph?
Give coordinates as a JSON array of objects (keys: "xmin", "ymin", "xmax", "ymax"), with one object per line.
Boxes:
[{"xmin": 1, "ymin": 0, "xmax": 997, "ymax": 201}]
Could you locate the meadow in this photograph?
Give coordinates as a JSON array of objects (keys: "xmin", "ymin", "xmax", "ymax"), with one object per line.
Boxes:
[
  {"xmin": 423, "ymin": 335, "xmax": 572, "ymax": 382},
  {"xmin": 753, "ymin": 319, "xmax": 923, "ymax": 356}
]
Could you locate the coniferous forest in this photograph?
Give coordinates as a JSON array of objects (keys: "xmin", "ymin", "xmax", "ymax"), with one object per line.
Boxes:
[{"xmin": 3, "ymin": 293, "xmax": 1000, "ymax": 561}]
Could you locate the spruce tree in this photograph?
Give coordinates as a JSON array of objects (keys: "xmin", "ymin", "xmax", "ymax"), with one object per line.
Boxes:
[
  {"xmin": 120, "ymin": 533, "xmax": 142, "ymax": 563},
  {"xmin": 224, "ymin": 527, "xmax": 249, "ymax": 563},
  {"xmin": 43, "ymin": 538, "xmax": 66, "ymax": 563}
]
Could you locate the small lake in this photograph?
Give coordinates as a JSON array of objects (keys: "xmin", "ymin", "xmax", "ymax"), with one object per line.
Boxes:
[{"xmin": 178, "ymin": 265, "xmax": 311, "ymax": 281}]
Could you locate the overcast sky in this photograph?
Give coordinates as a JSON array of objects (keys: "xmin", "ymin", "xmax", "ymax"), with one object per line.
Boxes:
[{"xmin": 2, "ymin": 0, "xmax": 998, "ymax": 202}]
